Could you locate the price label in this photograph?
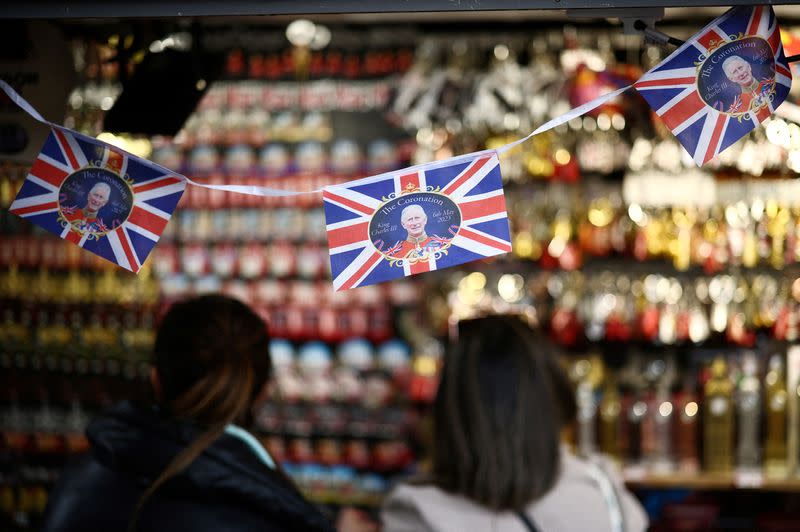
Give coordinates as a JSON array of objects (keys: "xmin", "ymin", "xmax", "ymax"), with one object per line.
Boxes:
[
  {"xmin": 735, "ymin": 470, "xmax": 764, "ymax": 488},
  {"xmin": 622, "ymin": 465, "xmax": 647, "ymax": 482}
]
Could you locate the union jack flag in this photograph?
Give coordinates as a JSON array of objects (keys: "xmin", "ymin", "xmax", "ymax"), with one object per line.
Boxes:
[
  {"xmin": 324, "ymin": 152, "xmax": 512, "ymax": 291},
  {"xmin": 9, "ymin": 127, "xmax": 185, "ymax": 273},
  {"xmin": 635, "ymin": 5, "xmax": 791, "ymax": 166}
]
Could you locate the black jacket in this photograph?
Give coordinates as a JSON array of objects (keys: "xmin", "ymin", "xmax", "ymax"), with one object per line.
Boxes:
[{"xmin": 41, "ymin": 401, "xmax": 335, "ymax": 532}]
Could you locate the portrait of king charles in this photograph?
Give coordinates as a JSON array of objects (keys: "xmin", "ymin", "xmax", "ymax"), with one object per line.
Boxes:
[
  {"xmin": 386, "ymin": 204, "xmax": 451, "ymax": 260},
  {"xmin": 61, "ymin": 181, "xmax": 112, "ymax": 234},
  {"xmin": 717, "ymin": 55, "xmax": 775, "ymax": 114}
]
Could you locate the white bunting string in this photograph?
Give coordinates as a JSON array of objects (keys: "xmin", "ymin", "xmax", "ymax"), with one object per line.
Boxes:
[
  {"xmin": 1, "ymin": 79, "xmax": 47, "ymax": 123},
  {"xmin": 496, "ymin": 85, "xmax": 632, "ymax": 154},
  {"xmin": 1, "ymin": 79, "xmax": 316, "ymax": 198},
  {"xmin": 184, "ymin": 179, "xmax": 324, "ymax": 196}
]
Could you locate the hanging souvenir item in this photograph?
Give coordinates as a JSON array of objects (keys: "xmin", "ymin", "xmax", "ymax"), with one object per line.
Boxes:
[
  {"xmin": 635, "ymin": 5, "xmax": 791, "ymax": 165},
  {"xmin": 324, "ymin": 152, "xmax": 511, "ymax": 291},
  {"xmin": 9, "ymin": 127, "xmax": 185, "ymax": 273}
]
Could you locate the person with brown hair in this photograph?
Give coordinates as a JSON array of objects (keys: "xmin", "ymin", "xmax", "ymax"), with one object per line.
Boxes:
[
  {"xmin": 381, "ymin": 315, "xmax": 647, "ymax": 532},
  {"xmin": 41, "ymin": 294, "xmax": 376, "ymax": 532}
]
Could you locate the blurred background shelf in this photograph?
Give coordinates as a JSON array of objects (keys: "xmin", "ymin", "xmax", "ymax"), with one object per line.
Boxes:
[
  {"xmin": 7, "ymin": 5, "xmax": 800, "ymax": 532},
  {"xmin": 625, "ymin": 471, "xmax": 800, "ymax": 492}
]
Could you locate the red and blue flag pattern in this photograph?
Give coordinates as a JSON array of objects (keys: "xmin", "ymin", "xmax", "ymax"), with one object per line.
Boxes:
[
  {"xmin": 9, "ymin": 127, "xmax": 185, "ymax": 273},
  {"xmin": 323, "ymin": 152, "xmax": 512, "ymax": 291},
  {"xmin": 635, "ymin": 5, "xmax": 791, "ymax": 165}
]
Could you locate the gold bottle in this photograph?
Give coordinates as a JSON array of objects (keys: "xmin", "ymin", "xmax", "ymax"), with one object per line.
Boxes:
[
  {"xmin": 742, "ymin": 221, "xmax": 759, "ymax": 268},
  {"xmin": 652, "ymin": 356, "xmax": 677, "ymax": 473},
  {"xmin": 795, "ymin": 381, "xmax": 800, "ymax": 476},
  {"xmin": 764, "ymin": 354, "xmax": 788, "ymax": 478},
  {"xmin": 767, "ymin": 203, "xmax": 789, "ymax": 270},
  {"xmin": 599, "ymin": 374, "xmax": 622, "ymax": 461},
  {"xmin": 571, "ymin": 355, "xmax": 604, "ymax": 458},
  {"xmin": 736, "ymin": 353, "xmax": 761, "ymax": 470},
  {"xmin": 789, "ymin": 345, "xmax": 800, "ymax": 476},
  {"xmin": 704, "ymin": 357, "xmax": 734, "ymax": 473},
  {"xmin": 676, "ymin": 385, "xmax": 700, "ymax": 473},
  {"xmin": 671, "ymin": 208, "xmax": 694, "ymax": 272}
]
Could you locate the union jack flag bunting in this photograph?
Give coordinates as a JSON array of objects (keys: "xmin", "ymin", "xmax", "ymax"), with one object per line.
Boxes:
[
  {"xmin": 635, "ymin": 5, "xmax": 792, "ymax": 166},
  {"xmin": 9, "ymin": 127, "xmax": 185, "ymax": 273},
  {"xmin": 324, "ymin": 152, "xmax": 512, "ymax": 291}
]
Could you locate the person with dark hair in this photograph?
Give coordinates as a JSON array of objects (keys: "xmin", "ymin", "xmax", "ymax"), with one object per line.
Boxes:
[
  {"xmin": 41, "ymin": 294, "xmax": 376, "ymax": 532},
  {"xmin": 381, "ymin": 315, "xmax": 647, "ymax": 532}
]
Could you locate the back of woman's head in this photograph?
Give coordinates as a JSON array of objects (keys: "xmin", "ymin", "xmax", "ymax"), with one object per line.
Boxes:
[
  {"xmin": 153, "ymin": 294, "xmax": 271, "ymax": 426},
  {"xmin": 432, "ymin": 315, "xmax": 576, "ymax": 512},
  {"xmin": 132, "ymin": 294, "xmax": 270, "ymax": 529}
]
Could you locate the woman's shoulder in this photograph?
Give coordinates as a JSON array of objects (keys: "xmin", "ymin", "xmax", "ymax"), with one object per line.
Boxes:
[
  {"xmin": 41, "ymin": 454, "xmax": 139, "ymax": 532},
  {"xmin": 385, "ymin": 481, "xmax": 462, "ymax": 507},
  {"xmin": 382, "ymin": 481, "xmax": 496, "ymax": 532},
  {"xmin": 533, "ymin": 449, "xmax": 649, "ymax": 532},
  {"xmin": 558, "ymin": 448, "xmax": 622, "ymax": 482}
]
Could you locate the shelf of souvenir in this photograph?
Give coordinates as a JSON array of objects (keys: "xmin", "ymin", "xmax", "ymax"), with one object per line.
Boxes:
[
  {"xmin": 504, "ymin": 176, "xmax": 800, "ymax": 275},
  {"xmin": 555, "ymin": 343, "xmax": 800, "ymax": 486},
  {"xmin": 430, "ymin": 266, "xmax": 800, "ymax": 350},
  {"xmin": 248, "ymin": 334, "xmax": 439, "ymax": 508},
  {"xmin": 0, "ymin": 174, "xmax": 163, "ymax": 471}
]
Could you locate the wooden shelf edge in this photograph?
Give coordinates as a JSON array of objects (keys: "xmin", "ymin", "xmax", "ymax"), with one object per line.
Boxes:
[{"xmin": 624, "ymin": 472, "xmax": 800, "ymax": 491}]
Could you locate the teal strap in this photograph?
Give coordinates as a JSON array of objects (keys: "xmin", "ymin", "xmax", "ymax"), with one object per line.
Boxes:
[{"xmin": 224, "ymin": 424, "xmax": 276, "ymax": 470}]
